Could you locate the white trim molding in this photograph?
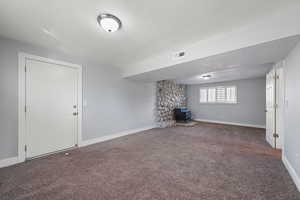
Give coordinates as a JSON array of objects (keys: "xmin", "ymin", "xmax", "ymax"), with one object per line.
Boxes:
[
  {"xmin": 0, "ymin": 125, "xmax": 156, "ymax": 168},
  {"xmin": 282, "ymin": 154, "xmax": 300, "ymax": 192},
  {"xmin": 80, "ymin": 125, "xmax": 157, "ymax": 147},
  {"xmin": 0, "ymin": 157, "xmax": 20, "ymax": 168},
  {"xmin": 18, "ymin": 52, "xmax": 83, "ymax": 162},
  {"xmin": 194, "ymin": 119, "xmax": 266, "ymax": 129}
]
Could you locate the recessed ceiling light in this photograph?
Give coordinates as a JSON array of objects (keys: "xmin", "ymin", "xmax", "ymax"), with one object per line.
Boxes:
[
  {"xmin": 97, "ymin": 13, "xmax": 122, "ymax": 33},
  {"xmin": 201, "ymin": 74, "xmax": 212, "ymax": 80}
]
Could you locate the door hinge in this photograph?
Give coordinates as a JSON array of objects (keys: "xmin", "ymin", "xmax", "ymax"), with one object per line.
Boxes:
[
  {"xmin": 25, "ymin": 66, "xmax": 27, "ymax": 72},
  {"xmin": 273, "ymin": 133, "xmax": 279, "ymax": 138},
  {"xmin": 24, "ymin": 145, "xmax": 27, "ymax": 152},
  {"xmin": 274, "ymin": 104, "xmax": 278, "ymax": 109},
  {"xmin": 25, "ymin": 105, "xmax": 27, "ymax": 113}
]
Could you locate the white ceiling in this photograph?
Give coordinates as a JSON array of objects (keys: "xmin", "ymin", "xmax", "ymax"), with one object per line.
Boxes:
[
  {"xmin": 0, "ymin": 0, "xmax": 297, "ymax": 68},
  {"xmin": 127, "ymin": 35, "xmax": 300, "ymax": 83},
  {"xmin": 176, "ymin": 64, "xmax": 272, "ymax": 84}
]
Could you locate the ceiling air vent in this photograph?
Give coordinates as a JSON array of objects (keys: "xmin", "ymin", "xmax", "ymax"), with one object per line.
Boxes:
[{"xmin": 173, "ymin": 51, "xmax": 186, "ymax": 60}]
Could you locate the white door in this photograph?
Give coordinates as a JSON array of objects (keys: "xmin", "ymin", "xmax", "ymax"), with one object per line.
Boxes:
[
  {"xmin": 275, "ymin": 67, "xmax": 284, "ymax": 149},
  {"xmin": 25, "ymin": 59, "xmax": 78, "ymax": 158},
  {"xmin": 266, "ymin": 69, "xmax": 276, "ymax": 148}
]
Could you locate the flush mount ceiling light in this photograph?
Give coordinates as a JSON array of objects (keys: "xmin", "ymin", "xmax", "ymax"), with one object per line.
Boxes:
[
  {"xmin": 201, "ymin": 74, "xmax": 212, "ymax": 80},
  {"xmin": 97, "ymin": 13, "xmax": 122, "ymax": 33}
]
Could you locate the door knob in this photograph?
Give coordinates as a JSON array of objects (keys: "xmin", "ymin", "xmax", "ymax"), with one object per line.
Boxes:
[{"xmin": 73, "ymin": 112, "xmax": 78, "ymax": 116}]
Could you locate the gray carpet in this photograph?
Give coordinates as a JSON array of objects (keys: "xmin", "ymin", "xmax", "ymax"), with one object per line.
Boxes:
[{"xmin": 0, "ymin": 122, "xmax": 299, "ymax": 200}]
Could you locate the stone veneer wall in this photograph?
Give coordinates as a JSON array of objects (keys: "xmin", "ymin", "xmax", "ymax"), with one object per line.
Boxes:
[{"xmin": 156, "ymin": 80, "xmax": 187, "ymax": 127}]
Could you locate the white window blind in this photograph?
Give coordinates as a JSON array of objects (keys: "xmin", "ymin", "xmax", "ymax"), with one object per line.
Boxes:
[
  {"xmin": 199, "ymin": 86, "xmax": 237, "ymax": 104},
  {"xmin": 226, "ymin": 86, "xmax": 237, "ymax": 103},
  {"xmin": 208, "ymin": 88, "xmax": 216, "ymax": 102},
  {"xmin": 216, "ymin": 87, "xmax": 226, "ymax": 103},
  {"xmin": 200, "ymin": 89, "xmax": 207, "ymax": 103}
]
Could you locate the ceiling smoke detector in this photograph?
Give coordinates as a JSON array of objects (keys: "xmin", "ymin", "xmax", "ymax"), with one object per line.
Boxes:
[{"xmin": 97, "ymin": 13, "xmax": 122, "ymax": 33}]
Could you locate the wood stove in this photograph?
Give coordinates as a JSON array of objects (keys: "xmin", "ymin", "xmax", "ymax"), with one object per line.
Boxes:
[{"xmin": 174, "ymin": 108, "xmax": 191, "ymax": 122}]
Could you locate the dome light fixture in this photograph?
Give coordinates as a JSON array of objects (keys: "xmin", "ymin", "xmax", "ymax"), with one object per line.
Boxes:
[{"xmin": 97, "ymin": 13, "xmax": 122, "ymax": 33}]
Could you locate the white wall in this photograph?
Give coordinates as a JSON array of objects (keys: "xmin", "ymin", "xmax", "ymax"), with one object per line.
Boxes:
[
  {"xmin": 283, "ymin": 42, "xmax": 300, "ymax": 191},
  {"xmin": 0, "ymin": 37, "xmax": 155, "ymax": 160},
  {"xmin": 187, "ymin": 78, "xmax": 266, "ymax": 127}
]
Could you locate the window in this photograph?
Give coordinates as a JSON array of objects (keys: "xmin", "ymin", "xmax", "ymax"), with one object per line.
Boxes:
[
  {"xmin": 199, "ymin": 86, "xmax": 237, "ymax": 104},
  {"xmin": 226, "ymin": 86, "xmax": 237, "ymax": 103},
  {"xmin": 216, "ymin": 87, "xmax": 226, "ymax": 103},
  {"xmin": 207, "ymin": 88, "xmax": 216, "ymax": 102},
  {"xmin": 200, "ymin": 89, "xmax": 207, "ymax": 103}
]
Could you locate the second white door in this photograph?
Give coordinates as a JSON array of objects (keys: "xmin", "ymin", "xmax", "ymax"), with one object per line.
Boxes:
[
  {"xmin": 266, "ymin": 69, "xmax": 276, "ymax": 148},
  {"xmin": 265, "ymin": 67, "xmax": 284, "ymax": 149}
]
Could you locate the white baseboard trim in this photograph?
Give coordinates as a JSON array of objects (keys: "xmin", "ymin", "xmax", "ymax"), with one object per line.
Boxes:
[
  {"xmin": 0, "ymin": 156, "xmax": 20, "ymax": 168},
  {"xmin": 194, "ymin": 119, "xmax": 266, "ymax": 129},
  {"xmin": 282, "ymin": 154, "xmax": 300, "ymax": 192},
  {"xmin": 80, "ymin": 125, "xmax": 157, "ymax": 147},
  {"xmin": 0, "ymin": 126, "xmax": 156, "ymax": 168}
]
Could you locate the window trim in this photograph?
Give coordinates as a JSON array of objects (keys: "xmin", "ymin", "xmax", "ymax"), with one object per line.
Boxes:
[{"xmin": 199, "ymin": 85, "xmax": 238, "ymax": 104}]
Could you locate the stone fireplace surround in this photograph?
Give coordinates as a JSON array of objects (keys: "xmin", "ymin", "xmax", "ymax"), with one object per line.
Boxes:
[{"xmin": 156, "ymin": 80, "xmax": 187, "ymax": 128}]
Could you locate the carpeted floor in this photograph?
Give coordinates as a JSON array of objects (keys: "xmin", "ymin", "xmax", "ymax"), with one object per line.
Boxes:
[{"xmin": 0, "ymin": 122, "xmax": 299, "ymax": 200}]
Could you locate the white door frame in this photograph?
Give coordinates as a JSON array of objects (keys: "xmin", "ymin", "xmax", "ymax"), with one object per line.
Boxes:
[{"xmin": 18, "ymin": 52, "xmax": 83, "ymax": 162}]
